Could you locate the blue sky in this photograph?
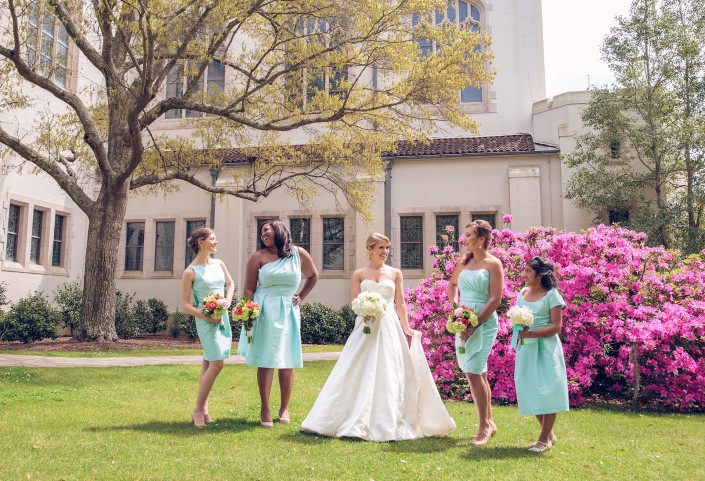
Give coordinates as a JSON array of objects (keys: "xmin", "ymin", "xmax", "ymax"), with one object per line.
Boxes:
[{"xmin": 542, "ymin": 0, "xmax": 633, "ymax": 97}]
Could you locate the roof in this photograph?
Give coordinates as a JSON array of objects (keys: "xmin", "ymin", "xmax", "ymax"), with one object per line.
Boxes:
[{"xmin": 214, "ymin": 134, "xmax": 559, "ymax": 165}]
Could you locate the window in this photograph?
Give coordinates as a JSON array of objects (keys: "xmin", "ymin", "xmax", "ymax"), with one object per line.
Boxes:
[
  {"xmin": 412, "ymin": 1, "xmax": 483, "ymax": 103},
  {"xmin": 52, "ymin": 214, "xmax": 65, "ymax": 267},
  {"xmin": 27, "ymin": 1, "xmax": 69, "ymax": 88},
  {"xmin": 291, "ymin": 18, "xmax": 348, "ymax": 107},
  {"xmin": 472, "ymin": 213, "xmax": 496, "ymax": 230},
  {"xmin": 5, "ymin": 204, "xmax": 20, "ymax": 262},
  {"xmin": 290, "ymin": 218, "xmax": 311, "ymax": 253},
  {"xmin": 185, "ymin": 220, "xmax": 206, "ymax": 267},
  {"xmin": 165, "ymin": 62, "xmax": 225, "ymax": 119},
  {"xmin": 125, "ymin": 222, "xmax": 145, "ymax": 271},
  {"xmin": 609, "ymin": 139, "xmax": 621, "ymax": 159},
  {"xmin": 30, "ymin": 210, "xmax": 44, "ymax": 264},
  {"xmin": 322, "ymin": 217, "xmax": 344, "ymax": 270},
  {"xmin": 609, "ymin": 209, "xmax": 630, "ymax": 225},
  {"xmin": 435, "ymin": 214, "xmax": 459, "ymax": 247},
  {"xmin": 400, "ymin": 216, "xmax": 423, "ymax": 269},
  {"xmin": 155, "ymin": 221, "xmax": 175, "ymax": 271}
]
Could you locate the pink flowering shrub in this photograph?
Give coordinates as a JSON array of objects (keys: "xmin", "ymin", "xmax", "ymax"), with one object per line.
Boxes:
[{"xmin": 405, "ymin": 224, "xmax": 705, "ymax": 412}]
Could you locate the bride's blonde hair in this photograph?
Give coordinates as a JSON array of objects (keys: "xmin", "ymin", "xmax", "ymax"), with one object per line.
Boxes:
[{"xmin": 365, "ymin": 233, "xmax": 390, "ymax": 260}]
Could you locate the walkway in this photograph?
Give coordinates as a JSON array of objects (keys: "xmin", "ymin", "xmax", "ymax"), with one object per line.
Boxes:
[{"xmin": 0, "ymin": 351, "xmax": 341, "ymax": 368}]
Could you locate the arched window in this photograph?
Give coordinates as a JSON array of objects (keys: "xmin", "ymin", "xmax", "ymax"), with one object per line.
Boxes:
[{"xmin": 412, "ymin": 1, "xmax": 483, "ymax": 103}]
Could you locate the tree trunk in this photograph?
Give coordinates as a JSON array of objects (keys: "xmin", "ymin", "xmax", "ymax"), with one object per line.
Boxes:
[{"xmin": 77, "ymin": 183, "xmax": 129, "ymax": 341}]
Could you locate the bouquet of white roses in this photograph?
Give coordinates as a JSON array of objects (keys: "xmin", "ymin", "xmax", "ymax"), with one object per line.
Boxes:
[
  {"xmin": 351, "ymin": 291, "xmax": 386, "ymax": 334},
  {"xmin": 507, "ymin": 305, "xmax": 534, "ymax": 346}
]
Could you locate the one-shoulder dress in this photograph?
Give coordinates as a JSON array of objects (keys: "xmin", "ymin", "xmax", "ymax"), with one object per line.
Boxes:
[
  {"xmin": 238, "ymin": 247, "xmax": 302, "ymax": 368},
  {"xmin": 455, "ymin": 269, "xmax": 499, "ymax": 374},
  {"xmin": 513, "ymin": 288, "xmax": 569, "ymax": 415},
  {"xmin": 190, "ymin": 261, "xmax": 232, "ymax": 361}
]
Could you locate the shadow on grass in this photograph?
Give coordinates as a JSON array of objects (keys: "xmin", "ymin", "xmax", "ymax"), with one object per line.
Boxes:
[
  {"xmin": 87, "ymin": 416, "xmax": 259, "ymax": 436},
  {"xmin": 285, "ymin": 430, "xmax": 457, "ymax": 453},
  {"xmin": 458, "ymin": 445, "xmax": 538, "ymax": 460}
]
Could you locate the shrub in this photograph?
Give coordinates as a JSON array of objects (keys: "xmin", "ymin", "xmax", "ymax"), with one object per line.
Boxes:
[
  {"xmin": 139, "ymin": 298, "xmax": 169, "ymax": 335},
  {"xmin": 133, "ymin": 300, "xmax": 150, "ymax": 335},
  {"xmin": 181, "ymin": 314, "xmax": 198, "ymax": 341},
  {"xmin": 300, "ymin": 302, "xmax": 346, "ymax": 344},
  {"xmin": 169, "ymin": 310, "xmax": 183, "ymax": 339},
  {"xmin": 115, "ymin": 291, "xmax": 140, "ymax": 339},
  {"xmin": 406, "ymin": 224, "xmax": 705, "ymax": 412},
  {"xmin": 53, "ymin": 279, "xmax": 83, "ymax": 335},
  {"xmin": 0, "ymin": 281, "xmax": 8, "ymax": 308},
  {"xmin": 338, "ymin": 304, "xmax": 357, "ymax": 343},
  {"xmin": 0, "ymin": 290, "xmax": 60, "ymax": 343}
]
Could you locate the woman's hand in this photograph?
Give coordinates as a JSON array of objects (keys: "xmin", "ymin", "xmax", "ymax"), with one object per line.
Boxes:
[
  {"xmin": 518, "ymin": 329, "xmax": 530, "ymax": 340},
  {"xmin": 292, "ymin": 294, "xmax": 301, "ymax": 306},
  {"xmin": 404, "ymin": 328, "xmax": 417, "ymax": 337},
  {"xmin": 460, "ymin": 325, "xmax": 476, "ymax": 342}
]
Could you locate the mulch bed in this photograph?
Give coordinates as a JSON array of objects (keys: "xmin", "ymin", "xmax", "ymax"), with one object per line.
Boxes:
[{"xmin": 0, "ymin": 334, "xmax": 201, "ymax": 352}]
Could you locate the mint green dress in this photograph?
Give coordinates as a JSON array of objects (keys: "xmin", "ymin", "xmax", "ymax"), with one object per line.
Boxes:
[
  {"xmin": 190, "ymin": 261, "xmax": 232, "ymax": 362},
  {"xmin": 238, "ymin": 247, "xmax": 302, "ymax": 368},
  {"xmin": 513, "ymin": 288, "xmax": 569, "ymax": 415},
  {"xmin": 456, "ymin": 269, "xmax": 498, "ymax": 374}
]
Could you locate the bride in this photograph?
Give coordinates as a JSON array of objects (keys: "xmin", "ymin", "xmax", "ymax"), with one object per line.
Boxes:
[{"xmin": 301, "ymin": 233, "xmax": 455, "ymax": 441}]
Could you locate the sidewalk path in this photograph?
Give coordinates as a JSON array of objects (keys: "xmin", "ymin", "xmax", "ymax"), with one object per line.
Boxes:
[{"xmin": 0, "ymin": 351, "xmax": 340, "ymax": 368}]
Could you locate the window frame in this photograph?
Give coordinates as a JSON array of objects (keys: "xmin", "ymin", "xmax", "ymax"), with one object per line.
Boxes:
[
  {"xmin": 400, "ymin": 215, "xmax": 424, "ymax": 270},
  {"xmin": 185, "ymin": 219, "xmax": 207, "ymax": 268},
  {"xmin": 26, "ymin": 1, "xmax": 71, "ymax": 88},
  {"xmin": 124, "ymin": 222, "xmax": 146, "ymax": 271},
  {"xmin": 5, "ymin": 203, "xmax": 21, "ymax": 263},
  {"xmin": 29, "ymin": 209, "xmax": 44, "ymax": 265},
  {"xmin": 321, "ymin": 216, "xmax": 345, "ymax": 271},
  {"xmin": 471, "ymin": 212, "xmax": 496, "ymax": 230},
  {"xmin": 289, "ymin": 217, "xmax": 311, "ymax": 254},
  {"xmin": 435, "ymin": 213, "xmax": 460, "ymax": 248},
  {"xmin": 412, "ymin": 0, "xmax": 484, "ymax": 104},
  {"xmin": 51, "ymin": 213, "xmax": 65, "ymax": 267},
  {"xmin": 165, "ymin": 61, "xmax": 226, "ymax": 119},
  {"xmin": 154, "ymin": 220, "xmax": 176, "ymax": 272}
]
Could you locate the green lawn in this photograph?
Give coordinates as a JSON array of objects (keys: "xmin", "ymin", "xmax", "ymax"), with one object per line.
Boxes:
[
  {"xmin": 1, "ymin": 362, "xmax": 702, "ymax": 481},
  {"xmin": 0, "ymin": 344, "xmax": 343, "ymax": 358}
]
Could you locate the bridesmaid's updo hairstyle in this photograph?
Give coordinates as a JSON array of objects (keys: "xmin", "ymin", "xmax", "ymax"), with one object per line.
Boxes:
[
  {"xmin": 462, "ymin": 220, "xmax": 493, "ymax": 265},
  {"xmin": 528, "ymin": 256, "xmax": 559, "ymax": 290},
  {"xmin": 365, "ymin": 233, "xmax": 390, "ymax": 260},
  {"xmin": 188, "ymin": 227, "xmax": 214, "ymax": 254},
  {"xmin": 260, "ymin": 219, "xmax": 293, "ymax": 258}
]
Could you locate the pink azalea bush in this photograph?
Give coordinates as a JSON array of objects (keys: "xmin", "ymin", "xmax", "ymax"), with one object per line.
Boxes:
[{"xmin": 405, "ymin": 225, "xmax": 705, "ymax": 412}]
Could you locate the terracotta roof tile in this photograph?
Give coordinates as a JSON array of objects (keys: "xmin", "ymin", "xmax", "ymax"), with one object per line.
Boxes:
[{"xmin": 213, "ymin": 134, "xmax": 539, "ymax": 164}]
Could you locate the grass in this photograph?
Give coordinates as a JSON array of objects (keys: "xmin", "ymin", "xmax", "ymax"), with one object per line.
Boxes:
[
  {"xmin": 1, "ymin": 362, "xmax": 702, "ymax": 481},
  {"xmin": 0, "ymin": 344, "xmax": 343, "ymax": 358}
]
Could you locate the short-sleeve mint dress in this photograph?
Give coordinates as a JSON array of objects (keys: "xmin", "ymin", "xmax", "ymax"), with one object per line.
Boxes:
[
  {"xmin": 190, "ymin": 260, "xmax": 232, "ymax": 362},
  {"xmin": 456, "ymin": 269, "xmax": 499, "ymax": 374},
  {"xmin": 238, "ymin": 247, "xmax": 302, "ymax": 368},
  {"xmin": 513, "ymin": 288, "xmax": 569, "ymax": 415}
]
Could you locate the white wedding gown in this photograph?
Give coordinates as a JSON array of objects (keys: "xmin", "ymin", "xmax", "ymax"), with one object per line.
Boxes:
[{"xmin": 301, "ymin": 279, "xmax": 456, "ymax": 441}]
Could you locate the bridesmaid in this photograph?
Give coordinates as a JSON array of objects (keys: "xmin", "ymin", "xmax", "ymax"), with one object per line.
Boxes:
[
  {"xmin": 513, "ymin": 256, "xmax": 568, "ymax": 453},
  {"xmin": 180, "ymin": 227, "xmax": 235, "ymax": 427},
  {"xmin": 447, "ymin": 220, "xmax": 504, "ymax": 446},
  {"xmin": 239, "ymin": 220, "xmax": 318, "ymax": 427}
]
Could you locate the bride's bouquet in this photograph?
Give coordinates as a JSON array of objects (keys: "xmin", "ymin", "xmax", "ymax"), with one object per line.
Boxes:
[
  {"xmin": 446, "ymin": 304, "xmax": 479, "ymax": 354},
  {"xmin": 351, "ymin": 291, "xmax": 386, "ymax": 334},
  {"xmin": 507, "ymin": 305, "xmax": 534, "ymax": 345},
  {"xmin": 232, "ymin": 298, "xmax": 261, "ymax": 343},
  {"xmin": 200, "ymin": 292, "xmax": 230, "ymax": 331}
]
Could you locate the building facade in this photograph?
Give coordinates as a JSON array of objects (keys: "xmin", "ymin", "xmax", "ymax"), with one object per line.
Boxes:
[{"xmin": 1, "ymin": 1, "xmax": 596, "ymax": 308}]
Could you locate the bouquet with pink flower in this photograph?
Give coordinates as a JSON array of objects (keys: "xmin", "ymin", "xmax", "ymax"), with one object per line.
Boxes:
[
  {"xmin": 199, "ymin": 292, "xmax": 230, "ymax": 330},
  {"xmin": 233, "ymin": 298, "xmax": 261, "ymax": 343},
  {"xmin": 446, "ymin": 303, "xmax": 478, "ymax": 354}
]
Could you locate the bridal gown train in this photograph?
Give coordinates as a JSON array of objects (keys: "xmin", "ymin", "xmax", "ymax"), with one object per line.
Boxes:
[{"xmin": 301, "ymin": 279, "xmax": 456, "ymax": 442}]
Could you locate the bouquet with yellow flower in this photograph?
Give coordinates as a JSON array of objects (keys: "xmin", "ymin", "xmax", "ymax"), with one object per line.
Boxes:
[
  {"xmin": 199, "ymin": 292, "xmax": 229, "ymax": 330},
  {"xmin": 232, "ymin": 298, "xmax": 261, "ymax": 343}
]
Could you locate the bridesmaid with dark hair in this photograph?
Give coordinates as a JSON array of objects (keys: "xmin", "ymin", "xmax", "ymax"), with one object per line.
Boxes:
[
  {"xmin": 513, "ymin": 256, "xmax": 568, "ymax": 453},
  {"xmin": 447, "ymin": 220, "xmax": 504, "ymax": 445},
  {"xmin": 239, "ymin": 220, "xmax": 318, "ymax": 427},
  {"xmin": 180, "ymin": 228, "xmax": 234, "ymax": 427}
]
